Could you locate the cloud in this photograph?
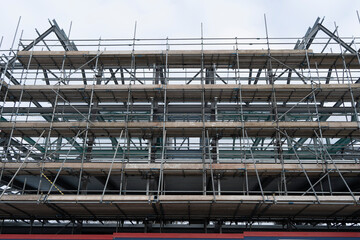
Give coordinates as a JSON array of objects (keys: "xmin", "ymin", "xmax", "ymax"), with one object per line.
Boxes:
[{"xmin": 0, "ymin": 0, "xmax": 360, "ymax": 50}]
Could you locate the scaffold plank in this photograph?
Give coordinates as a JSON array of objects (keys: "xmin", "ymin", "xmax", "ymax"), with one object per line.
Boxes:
[
  {"xmin": 2, "ymin": 84, "xmax": 360, "ymax": 103},
  {"xmin": 1, "ymin": 162, "xmax": 359, "ymax": 176},
  {"xmin": 0, "ymin": 121, "xmax": 358, "ymax": 137},
  {"xmin": 0, "ymin": 195, "xmax": 357, "ymax": 221},
  {"xmin": 16, "ymin": 50, "xmax": 360, "ymax": 69}
]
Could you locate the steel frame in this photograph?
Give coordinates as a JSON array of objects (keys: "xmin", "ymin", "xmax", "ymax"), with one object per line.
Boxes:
[{"xmin": 0, "ymin": 17, "xmax": 359, "ymax": 233}]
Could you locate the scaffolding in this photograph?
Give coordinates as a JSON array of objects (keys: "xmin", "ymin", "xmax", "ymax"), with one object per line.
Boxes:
[{"xmin": 0, "ymin": 17, "xmax": 359, "ymax": 233}]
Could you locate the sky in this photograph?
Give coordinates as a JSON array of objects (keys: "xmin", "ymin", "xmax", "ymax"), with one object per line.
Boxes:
[{"xmin": 1, "ymin": 0, "xmax": 360, "ymax": 50}]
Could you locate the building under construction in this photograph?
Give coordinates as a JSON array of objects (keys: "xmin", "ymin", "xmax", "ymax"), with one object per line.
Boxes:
[{"xmin": 0, "ymin": 17, "xmax": 359, "ymax": 234}]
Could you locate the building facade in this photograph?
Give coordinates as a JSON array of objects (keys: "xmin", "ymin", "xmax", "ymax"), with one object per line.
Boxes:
[{"xmin": 0, "ymin": 18, "xmax": 359, "ymax": 233}]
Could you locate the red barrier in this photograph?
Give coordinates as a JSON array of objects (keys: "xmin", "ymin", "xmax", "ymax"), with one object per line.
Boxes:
[
  {"xmin": 113, "ymin": 233, "xmax": 244, "ymax": 238},
  {"xmin": 1, "ymin": 232, "xmax": 360, "ymax": 239},
  {"xmin": 0, "ymin": 234, "xmax": 112, "ymax": 239}
]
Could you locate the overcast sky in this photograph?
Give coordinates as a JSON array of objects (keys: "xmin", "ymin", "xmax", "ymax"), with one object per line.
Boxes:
[{"xmin": 1, "ymin": 0, "xmax": 360, "ymax": 49}]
